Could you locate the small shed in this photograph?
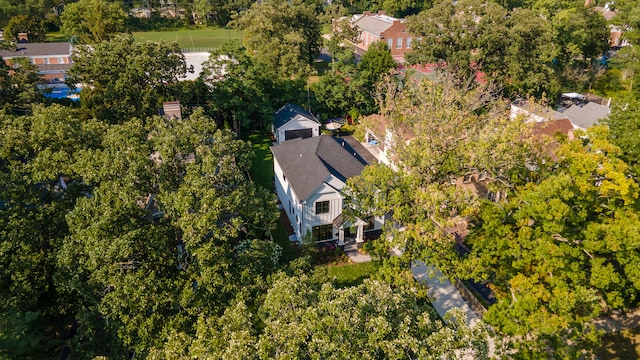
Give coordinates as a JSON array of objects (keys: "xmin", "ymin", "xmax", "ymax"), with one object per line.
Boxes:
[{"xmin": 272, "ymin": 103, "xmax": 321, "ymax": 143}]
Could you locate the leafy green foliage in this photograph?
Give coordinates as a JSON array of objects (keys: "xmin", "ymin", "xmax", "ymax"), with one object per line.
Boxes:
[
  {"xmin": 66, "ymin": 35, "xmax": 190, "ymax": 123},
  {"xmin": 461, "ymin": 127, "xmax": 640, "ymax": 356},
  {"xmin": 232, "ymin": 0, "xmax": 321, "ymax": 80},
  {"xmin": 60, "ymin": 0, "xmax": 127, "ymax": 44}
]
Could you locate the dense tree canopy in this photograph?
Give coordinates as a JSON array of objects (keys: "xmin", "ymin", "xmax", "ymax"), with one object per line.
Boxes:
[
  {"xmin": 60, "ymin": 0, "xmax": 128, "ymax": 44},
  {"xmin": 232, "ymin": 0, "xmax": 322, "ymax": 80},
  {"xmin": 461, "ymin": 126, "xmax": 640, "ymax": 356},
  {"xmin": 66, "ymin": 35, "xmax": 190, "ymax": 122}
]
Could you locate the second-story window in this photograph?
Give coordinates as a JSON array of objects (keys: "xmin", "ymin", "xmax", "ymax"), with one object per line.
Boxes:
[
  {"xmin": 396, "ymin": 37, "xmax": 402, "ymax": 49},
  {"xmin": 315, "ymin": 200, "xmax": 330, "ymax": 214},
  {"xmin": 406, "ymin": 37, "xmax": 412, "ymax": 48},
  {"xmin": 387, "ymin": 38, "xmax": 393, "ymax": 49}
]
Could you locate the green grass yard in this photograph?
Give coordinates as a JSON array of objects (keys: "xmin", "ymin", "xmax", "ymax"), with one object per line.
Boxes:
[
  {"xmin": 245, "ymin": 131, "xmax": 296, "ymax": 262},
  {"xmin": 46, "ymin": 28, "xmax": 240, "ymax": 50},
  {"xmin": 325, "ymin": 262, "xmax": 377, "ymax": 287},
  {"xmin": 132, "ymin": 28, "xmax": 241, "ymax": 50}
]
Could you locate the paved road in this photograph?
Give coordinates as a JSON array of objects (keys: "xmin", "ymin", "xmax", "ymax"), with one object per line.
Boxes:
[{"xmin": 412, "ymin": 260, "xmax": 482, "ymax": 326}]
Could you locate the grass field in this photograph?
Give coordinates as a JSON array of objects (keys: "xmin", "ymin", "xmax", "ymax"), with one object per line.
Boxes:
[
  {"xmin": 245, "ymin": 131, "xmax": 296, "ymax": 263},
  {"xmin": 325, "ymin": 262, "xmax": 377, "ymax": 287},
  {"xmin": 132, "ymin": 28, "xmax": 241, "ymax": 50}
]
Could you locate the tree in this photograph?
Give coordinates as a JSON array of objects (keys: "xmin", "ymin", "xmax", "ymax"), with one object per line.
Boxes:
[
  {"xmin": 256, "ymin": 273, "xmax": 492, "ymax": 359},
  {"xmin": 200, "ymin": 41, "xmax": 275, "ymax": 134},
  {"xmin": 0, "ymin": 105, "xmax": 106, "ymax": 358},
  {"xmin": 4, "ymin": 14, "xmax": 47, "ymax": 42},
  {"xmin": 503, "ymin": 8, "xmax": 557, "ymax": 98},
  {"xmin": 460, "ymin": 126, "xmax": 640, "ymax": 356},
  {"xmin": 552, "ymin": 7, "xmax": 609, "ymax": 67},
  {"xmin": 357, "ymin": 40, "xmax": 397, "ymax": 91},
  {"xmin": 60, "ymin": 0, "xmax": 127, "ymax": 44},
  {"xmin": 66, "ymin": 35, "xmax": 190, "ymax": 123},
  {"xmin": 406, "ymin": 0, "xmax": 510, "ymax": 85},
  {"xmin": 606, "ymin": 99, "xmax": 640, "ymax": 176},
  {"xmin": 345, "ymin": 75, "xmax": 544, "ymax": 278},
  {"xmin": 232, "ymin": 0, "xmax": 322, "ymax": 80}
]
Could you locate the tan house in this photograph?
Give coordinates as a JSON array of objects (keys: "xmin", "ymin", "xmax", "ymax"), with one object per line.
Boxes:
[{"xmin": 351, "ymin": 11, "xmax": 414, "ymax": 62}]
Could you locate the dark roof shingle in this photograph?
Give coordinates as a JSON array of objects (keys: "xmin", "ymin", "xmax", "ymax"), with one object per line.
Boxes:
[
  {"xmin": 271, "ymin": 136, "xmax": 368, "ymax": 200},
  {"xmin": 0, "ymin": 42, "xmax": 72, "ymax": 58},
  {"xmin": 273, "ymin": 103, "xmax": 320, "ymax": 130}
]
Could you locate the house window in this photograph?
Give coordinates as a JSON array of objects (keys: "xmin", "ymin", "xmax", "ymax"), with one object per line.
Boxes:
[
  {"xmin": 396, "ymin": 37, "xmax": 402, "ymax": 49},
  {"xmin": 406, "ymin": 37, "xmax": 412, "ymax": 48},
  {"xmin": 313, "ymin": 224, "xmax": 333, "ymax": 241},
  {"xmin": 44, "ymin": 58, "xmax": 49, "ymax": 64},
  {"xmin": 283, "ymin": 173, "xmax": 286, "ymax": 182},
  {"xmin": 315, "ymin": 200, "xmax": 330, "ymax": 214},
  {"xmin": 387, "ymin": 38, "xmax": 393, "ymax": 49},
  {"xmin": 57, "ymin": 57, "xmax": 64, "ymax": 63}
]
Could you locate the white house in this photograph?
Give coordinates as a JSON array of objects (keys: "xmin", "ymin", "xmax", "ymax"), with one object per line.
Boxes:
[
  {"xmin": 361, "ymin": 114, "xmax": 415, "ymax": 170},
  {"xmin": 272, "ymin": 103, "xmax": 321, "ymax": 143},
  {"xmin": 271, "ymin": 135, "xmax": 383, "ymax": 245}
]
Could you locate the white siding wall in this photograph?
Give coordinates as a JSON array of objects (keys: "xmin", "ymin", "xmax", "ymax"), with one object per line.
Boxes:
[
  {"xmin": 276, "ymin": 115, "xmax": 320, "ymax": 143},
  {"xmin": 301, "ymin": 182, "xmax": 344, "ymax": 240},
  {"xmin": 274, "ymin": 157, "xmax": 302, "ymax": 236}
]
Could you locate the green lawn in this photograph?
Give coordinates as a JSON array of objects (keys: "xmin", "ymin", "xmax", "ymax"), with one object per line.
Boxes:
[
  {"xmin": 132, "ymin": 28, "xmax": 241, "ymax": 50},
  {"xmin": 325, "ymin": 262, "xmax": 377, "ymax": 287},
  {"xmin": 245, "ymin": 131, "xmax": 296, "ymax": 262}
]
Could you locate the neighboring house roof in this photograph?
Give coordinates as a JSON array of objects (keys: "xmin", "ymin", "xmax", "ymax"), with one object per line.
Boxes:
[
  {"xmin": 273, "ymin": 103, "xmax": 320, "ymax": 130},
  {"xmin": 162, "ymin": 101, "xmax": 182, "ymax": 120},
  {"xmin": 511, "ymin": 99, "xmax": 567, "ymax": 121},
  {"xmin": 352, "ymin": 14, "xmax": 402, "ymax": 36},
  {"xmin": 534, "ymin": 119, "xmax": 575, "ymax": 138},
  {"xmin": 362, "ymin": 114, "xmax": 416, "ymax": 141},
  {"xmin": 0, "ymin": 42, "xmax": 72, "ymax": 58},
  {"xmin": 271, "ymin": 135, "xmax": 368, "ymax": 201},
  {"xmin": 562, "ymin": 102, "xmax": 610, "ymax": 129}
]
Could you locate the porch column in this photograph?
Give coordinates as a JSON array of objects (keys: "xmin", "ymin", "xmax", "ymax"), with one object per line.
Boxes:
[
  {"xmin": 356, "ymin": 223, "xmax": 364, "ymax": 243},
  {"xmin": 338, "ymin": 227, "xmax": 345, "ymax": 247}
]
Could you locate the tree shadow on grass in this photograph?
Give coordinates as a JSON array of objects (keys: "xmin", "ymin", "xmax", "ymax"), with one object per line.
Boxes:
[{"xmin": 595, "ymin": 327, "xmax": 640, "ymax": 360}]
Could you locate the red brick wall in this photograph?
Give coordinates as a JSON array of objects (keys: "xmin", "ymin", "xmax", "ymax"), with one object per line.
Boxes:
[{"xmin": 381, "ymin": 21, "xmax": 413, "ymax": 60}]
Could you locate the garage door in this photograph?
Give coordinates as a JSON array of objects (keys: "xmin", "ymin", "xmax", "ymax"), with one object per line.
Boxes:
[{"xmin": 285, "ymin": 128, "xmax": 313, "ymax": 140}]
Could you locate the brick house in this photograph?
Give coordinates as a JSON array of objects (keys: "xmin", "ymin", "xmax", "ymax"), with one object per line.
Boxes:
[
  {"xmin": 0, "ymin": 42, "xmax": 73, "ymax": 84},
  {"xmin": 351, "ymin": 11, "xmax": 414, "ymax": 62}
]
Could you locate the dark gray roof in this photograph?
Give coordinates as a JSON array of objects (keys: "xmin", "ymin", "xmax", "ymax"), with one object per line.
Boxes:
[
  {"xmin": 271, "ymin": 135, "xmax": 369, "ymax": 201},
  {"xmin": 273, "ymin": 103, "xmax": 320, "ymax": 130},
  {"xmin": 562, "ymin": 102, "xmax": 610, "ymax": 129},
  {"xmin": 0, "ymin": 42, "xmax": 72, "ymax": 58}
]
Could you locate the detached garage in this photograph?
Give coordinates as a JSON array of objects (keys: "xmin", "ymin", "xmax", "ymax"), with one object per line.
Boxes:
[{"xmin": 272, "ymin": 103, "xmax": 321, "ymax": 143}]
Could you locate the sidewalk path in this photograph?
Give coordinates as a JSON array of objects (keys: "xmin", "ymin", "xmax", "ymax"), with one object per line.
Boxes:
[
  {"xmin": 411, "ymin": 260, "xmax": 482, "ymax": 327},
  {"xmin": 593, "ymin": 308, "xmax": 640, "ymax": 333}
]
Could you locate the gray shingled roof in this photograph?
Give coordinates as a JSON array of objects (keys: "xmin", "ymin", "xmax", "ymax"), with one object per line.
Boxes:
[
  {"xmin": 273, "ymin": 103, "xmax": 320, "ymax": 130},
  {"xmin": 353, "ymin": 15, "xmax": 397, "ymax": 36},
  {"xmin": 562, "ymin": 102, "xmax": 610, "ymax": 129},
  {"xmin": 271, "ymin": 135, "xmax": 369, "ymax": 201},
  {"xmin": 0, "ymin": 42, "xmax": 72, "ymax": 58}
]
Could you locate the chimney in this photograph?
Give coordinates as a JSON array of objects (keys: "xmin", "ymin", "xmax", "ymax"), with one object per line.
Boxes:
[
  {"xmin": 17, "ymin": 32, "xmax": 28, "ymax": 43},
  {"xmin": 363, "ymin": 11, "xmax": 371, "ymax": 16},
  {"xmin": 378, "ymin": 10, "xmax": 386, "ymax": 15}
]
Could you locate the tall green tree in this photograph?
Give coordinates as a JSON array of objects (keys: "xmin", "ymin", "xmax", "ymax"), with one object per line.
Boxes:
[
  {"xmin": 200, "ymin": 42, "xmax": 275, "ymax": 135},
  {"xmin": 461, "ymin": 126, "xmax": 639, "ymax": 357},
  {"xmin": 3, "ymin": 14, "xmax": 47, "ymax": 42},
  {"xmin": 60, "ymin": 0, "xmax": 127, "ymax": 44},
  {"xmin": 232, "ymin": 0, "xmax": 322, "ymax": 80},
  {"xmin": 406, "ymin": 0, "xmax": 510, "ymax": 85},
  {"xmin": 66, "ymin": 35, "xmax": 190, "ymax": 123}
]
